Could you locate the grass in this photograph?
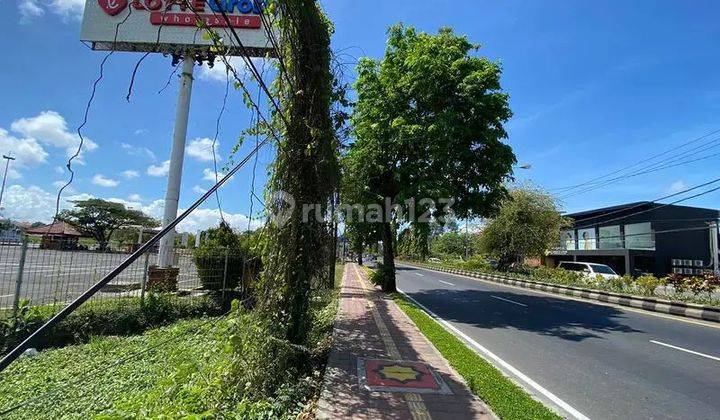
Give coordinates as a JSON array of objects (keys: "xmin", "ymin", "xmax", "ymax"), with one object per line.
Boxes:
[
  {"xmin": 393, "ymin": 294, "xmax": 560, "ymax": 420},
  {"xmin": 0, "ymin": 316, "xmax": 233, "ymax": 419},
  {"xmin": 1, "ymin": 294, "xmax": 223, "ymax": 355}
]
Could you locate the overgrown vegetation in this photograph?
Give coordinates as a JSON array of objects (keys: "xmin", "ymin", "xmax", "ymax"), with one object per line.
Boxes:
[
  {"xmin": 192, "ymin": 222, "xmax": 261, "ymax": 291},
  {"xmin": 393, "ymin": 294, "xmax": 560, "ymax": 420},
  {"xmin": 0, "ymin": 276, "xmax": 340, "ymax": 419},
  {"xmin": 1, "ymin": 295, "xmax": 221, "ymax": 356}
]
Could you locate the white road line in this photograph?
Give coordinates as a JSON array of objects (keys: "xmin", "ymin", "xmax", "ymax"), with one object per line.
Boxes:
[
  {"xmin": 398, "ymin": 288, "xmax": 590, "ymax": 420},
  {"xmin": 438, "ymin": 280, "xmax": 454, "ymax": 286},
  {"xmin": 0, "ymin": 294, "xmax": 13, "ymax": 299},
  {"xmin": 491, "ymin": 295, "xmax": 527, "ymax": 307},
  {"xmin": 414, "ymin": 273, "xmax": 425, "ymax": 277},
  {"xmin": 650, "ymin": 340, "xmax": 720, "ymax": 362}
]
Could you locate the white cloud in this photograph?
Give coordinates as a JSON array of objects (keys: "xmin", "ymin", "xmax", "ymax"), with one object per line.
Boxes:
[
  {"xmin": 199, "ymin": 57, "xmax": 268, "ymax": 83},
  {"xmin": 121, "ymin": 170, "xmax": 140, "ymax": 180},
  {"xmin": 1, "ymin": 184, "xmax": 91, "ymax": 222},
  {"xmin": 51, "ymin": 0, "xmax": 85, "ymax": 19},
  {"xmin": 203, "ymin": 168, "xmax": 218, "ymax": 182},
  {"xmin": 11, "ymin": 111, "xmax": 97, "ymax": 163},
  {"xmin": 187, "ymin": 138, "xmax": 220, "ymax": 163},
  {"xmin": 134, "ymin": 129, "xmax": 149, "ymax": 136},
  {"xmin": 192, "ymin": 185, "xmax": 207, "ymax": 194},
  {"xmin": 121, "ymin": 143, "xmax": 156, "ymax": 161},
  {"xmin": 19, "ymin": 0, "xmax": 84, "ymax": 21},
  {"xmin": 0, "ymin": 127, "xmax": 49, "ymax": 169},
  {"xmin": 147, "ymin": 160, "xmax": 171, "ymax": 177},
  {"xmin": 667, "ymin": 180, "xmax": 688, "ymax": 194},
  {"xmin": 18, "ymin": 0, "xmax": 44, "ymax": 22},
  {"xmin": 52, "ymin": 180, "xmax": 66, "ymax": 189},
  {"xmin": 128, "ymin": 193, "xmax": 142, "ymax": 202},
  {"xmin": 2, "ymin": 184, "xmax": 260, "ymax": 232},
  {"xmin": 54, "ymin": 166, "xmax": 64, "ymax": 174},
  {"xmin": 92, "ymin": 174, "xmax": 119, "ymax": 188}
]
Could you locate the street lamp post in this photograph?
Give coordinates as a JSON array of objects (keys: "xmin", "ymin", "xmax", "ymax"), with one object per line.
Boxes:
[{"xmin": 0, "ymin": 154, "xmax": 16, "ymax": 212}]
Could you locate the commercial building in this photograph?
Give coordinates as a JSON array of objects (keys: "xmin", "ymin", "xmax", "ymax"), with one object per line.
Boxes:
[{"xmin": 545, "ymin": 202, "xmax": 720, "ymax": 277}]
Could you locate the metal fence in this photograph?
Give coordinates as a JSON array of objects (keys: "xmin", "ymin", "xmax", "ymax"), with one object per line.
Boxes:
[{"xmin": 0, "ymin": 236, "xmax": 257, "ymax": 320}]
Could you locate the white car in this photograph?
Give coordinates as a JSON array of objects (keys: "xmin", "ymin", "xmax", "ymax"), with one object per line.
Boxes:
[{"xmin": 557, "ymin": 262, "xmax": 620, "ymax": 280}]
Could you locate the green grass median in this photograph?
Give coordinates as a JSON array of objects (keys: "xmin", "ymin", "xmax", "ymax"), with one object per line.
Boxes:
[{"xmin": 393, "ymin": 294, "xmax": 560, "ymax": 420}]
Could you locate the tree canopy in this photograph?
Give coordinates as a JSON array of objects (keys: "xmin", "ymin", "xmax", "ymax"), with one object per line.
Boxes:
[
  {"xmin": 479, "ymin": 187, "xmax": 570, "ymax": 270},
  {"xmin": 58, "ymin": 199, "xmax": 158, "ymax": 251},
  {"xmin": 343, "ymin": 24, "xmax": 517, "ymax": 291}
]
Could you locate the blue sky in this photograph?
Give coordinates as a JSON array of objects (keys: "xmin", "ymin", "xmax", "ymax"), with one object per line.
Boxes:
[{"xmin": 1, "ymin": 0, "xmax": 719, "ymax": 231}]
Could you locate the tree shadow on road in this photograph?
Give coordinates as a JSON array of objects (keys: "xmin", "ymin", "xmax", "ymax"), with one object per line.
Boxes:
[{"xmin": 403, "ymin": 288, "xmax": 642, "ymax": 341}]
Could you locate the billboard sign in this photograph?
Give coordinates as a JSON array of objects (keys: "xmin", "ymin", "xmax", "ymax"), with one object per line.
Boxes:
[{"xmin": 81, "ymin": 0, "xmax": 273, "ymax": 56}]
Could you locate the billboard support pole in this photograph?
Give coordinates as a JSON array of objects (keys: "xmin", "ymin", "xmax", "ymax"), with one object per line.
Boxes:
[{"xmin": 158, "ymin": 58, "xmax": 195, "ymax": 268}]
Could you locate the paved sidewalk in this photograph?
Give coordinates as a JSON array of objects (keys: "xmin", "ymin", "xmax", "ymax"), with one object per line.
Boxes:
[{"xmin": 316, "ymin": 263, "xmax": 495, "ymax": 419}]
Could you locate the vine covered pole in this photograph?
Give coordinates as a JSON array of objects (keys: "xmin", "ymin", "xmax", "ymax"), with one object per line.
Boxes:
[{"xmin": 258, "ymin": 0, "xmax": 338, "ymax": 344}]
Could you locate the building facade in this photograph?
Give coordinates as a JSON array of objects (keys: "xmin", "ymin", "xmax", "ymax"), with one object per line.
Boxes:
[{"xmin": 545, "ymin": 202, "xmax": 719, "ymax": 277}]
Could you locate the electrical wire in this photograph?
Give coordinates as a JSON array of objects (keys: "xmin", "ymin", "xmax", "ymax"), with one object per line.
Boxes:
[
  {"xmin": 210, "ymin": 69, "xmax": 231, "ymax": 223},
  {"xmin": 574, "ymin": 184, "xmax": 720, "ymax": 230},
  {"xmin": 570, "ymin": 176, "xmax": 720, "ymax": 225},
  {"xmin": 551, "ymin": 127, "xmax": 720, "ymax": 193}
]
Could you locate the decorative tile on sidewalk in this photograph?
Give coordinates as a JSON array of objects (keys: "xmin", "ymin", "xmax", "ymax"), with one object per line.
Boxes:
[{"xmin": 358, "ymin": 358, "xmax": 453, "ymax": 394}]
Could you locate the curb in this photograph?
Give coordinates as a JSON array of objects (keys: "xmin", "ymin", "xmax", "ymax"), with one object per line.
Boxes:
[{"xmin": 400, "ymin": 262, "xmax": 720, "ymax": 323}]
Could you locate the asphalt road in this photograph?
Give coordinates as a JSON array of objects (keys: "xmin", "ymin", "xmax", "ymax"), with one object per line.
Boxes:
[{"xmin": 395, "ymin": 264, "xmax": 720, "ymax": 420}]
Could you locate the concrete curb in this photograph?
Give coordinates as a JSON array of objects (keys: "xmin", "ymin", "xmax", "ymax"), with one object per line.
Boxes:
[{"xmin": 401, "ymin": 262, "xmax": 720, "ymax": 323}]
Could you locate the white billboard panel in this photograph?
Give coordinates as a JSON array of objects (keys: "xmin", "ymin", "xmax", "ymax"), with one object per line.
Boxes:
[{"xmin": 81, "ymin": 0, "xmax": 272, "ymax": 56}]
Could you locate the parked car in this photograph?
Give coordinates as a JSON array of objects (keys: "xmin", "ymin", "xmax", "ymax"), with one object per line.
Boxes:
[{"xmin": 557, "ymin": 261, "xmax": 620, "ymax": 280}]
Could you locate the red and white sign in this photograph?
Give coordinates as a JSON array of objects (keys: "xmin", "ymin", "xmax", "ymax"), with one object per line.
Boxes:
[{"xmin": 81, "ymin": 0, "xmax": 272, "ymax": 56}]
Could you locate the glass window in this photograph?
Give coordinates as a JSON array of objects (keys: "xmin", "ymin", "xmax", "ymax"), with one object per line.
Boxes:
[
  {"xmin": 589, "ymin": 264, "xmax": 617, "ymax": 275},
  {"xmin": 625, "ymin": 222, "xmax": 655, "ymax": 250},
  {"xmin": 599, "ymin": 225, "xmax": 622, "ymax": 249},
  {"xmin": 563, "ymin": 230, "xmax": 576, "ymax": 251},
  {"xmin": 578, "ymin": 228, "xmax": 597, "ymax": 250}
]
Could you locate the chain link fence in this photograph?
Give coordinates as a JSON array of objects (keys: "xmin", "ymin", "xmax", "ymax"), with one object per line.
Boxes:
[{"xmin": 0, "ymin": 235, "xmax": 258, "ymax": 321}]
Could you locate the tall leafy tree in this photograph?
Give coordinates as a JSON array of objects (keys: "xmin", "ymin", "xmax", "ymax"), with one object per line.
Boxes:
[
  {"xmin": 479, "ymin": 187, "xmax": 571, "ymax": 269},
  {"xmin": 58, "ymin": 199, "xmax": 158, "ymax": 251},
  {"xmin": 345, "ymin": 25, "xmax": 516, "ymax": 291}
]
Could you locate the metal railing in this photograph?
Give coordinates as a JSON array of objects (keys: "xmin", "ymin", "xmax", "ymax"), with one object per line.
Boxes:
[{"xmin": 0, "ymin": 236, "xmax": 256, "ymax": 320}]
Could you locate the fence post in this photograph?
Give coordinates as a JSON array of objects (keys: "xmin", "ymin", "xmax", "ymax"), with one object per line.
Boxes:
[
  {"xmin": 12, "ymin": 236, "xmax": 28, "ymax": 319},
  {"xmin": 140, "ymin": 252, "xmax": 150, "ymax": 306},
  {"xmin": 222, "ymin": 247, "xmax": 229, "ymax": 303}
]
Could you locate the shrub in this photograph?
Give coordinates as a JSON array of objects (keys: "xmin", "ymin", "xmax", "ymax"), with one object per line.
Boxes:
[
  {"xmin": 193, "ymin": 222, "xmax": 246, "ymax": 291},
  {"xmin": 532, "ymin": 266, "xmax": 582, "ymax": 285},
  {"xmin": 635, "ymin": 275, "xmax": 665, "ymax": 295},
  {"xmin": 1, "ymin": 295, "xmax": 221, "ymax": 355},
  {"xmin": 607, "ymin": 275, "xmax": 634, "ymax": 292},
  {"xmin": 460, "ymin": 256, "xmax": 494, "ymax": 272}
]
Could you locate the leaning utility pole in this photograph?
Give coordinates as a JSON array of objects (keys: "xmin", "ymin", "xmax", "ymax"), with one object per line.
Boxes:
[
  {"xmin": 157, "ymin": 59, "xmax": 195, "ymax": 268},
  {"xmin": 0, "ymin": 154, "xmax": 16, "ymax": 211}
]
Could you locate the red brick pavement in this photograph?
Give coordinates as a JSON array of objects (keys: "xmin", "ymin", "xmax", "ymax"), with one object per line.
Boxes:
[{"xmin": 316, "ymin": 263, "xmax": 496, "ymax": 419}]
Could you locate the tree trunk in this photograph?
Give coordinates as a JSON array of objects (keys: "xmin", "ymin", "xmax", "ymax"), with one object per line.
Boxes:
[{"xmin": 381, "ymin": 221, "xmax": 396, "ymax": 292}]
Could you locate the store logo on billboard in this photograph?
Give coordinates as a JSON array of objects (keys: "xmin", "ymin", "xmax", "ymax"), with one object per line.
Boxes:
[
  {"xmin": 98, "ymin": 0, "xmax": 263, "ymax": 29},
  {"xmin": 99, "ymin": 0, "xmax": 128, "ymax": 16}
]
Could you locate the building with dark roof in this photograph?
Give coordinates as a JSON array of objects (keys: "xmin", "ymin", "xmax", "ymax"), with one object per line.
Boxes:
[{"xmin": 545, "ymin": 202, "xmax": 719, "ymax": 277}]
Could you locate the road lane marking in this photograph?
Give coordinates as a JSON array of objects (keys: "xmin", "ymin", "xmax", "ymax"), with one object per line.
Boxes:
[
  {"xmin": 650, "ymin": 340, "xmax": 720, "ymax": 362},
  {"xmin": 414, "ymin": 273, "xmax": 425, "ymax": 277},
  {"xmin": 398, "ymin": 288, "xmax": 590, "ymax": 420},
  {"xmin": 438, "ymin": 280, "xmax": 454, "ymax": 286},
  {"xmin": 0, "ymin": 294, "xmax": 13, "ymax": 299},
  {"xmin": 491, "ymin": 295, "xmax": 527, "ymax": 307},
  {"xmin": 396, "ymin": 263, "xmax": 720, "ymax": 330}
]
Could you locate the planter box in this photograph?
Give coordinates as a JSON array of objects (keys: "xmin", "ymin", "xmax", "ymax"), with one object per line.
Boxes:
[{"xmin": 146, "ymin": 266, "xmax": 179, "ymax": 293}]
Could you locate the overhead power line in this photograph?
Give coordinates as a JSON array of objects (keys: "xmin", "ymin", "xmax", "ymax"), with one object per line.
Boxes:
[
  {"xmin": 574, "ymin": 184, "xmax": 720, "ymax": 230},
  {"xmin": 551, "ymin": 127, "xmax": 720, "ymax": 194},
  {"xmin": 571, "ymin": 176, "xmax": 720, "ymax": 225}
]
